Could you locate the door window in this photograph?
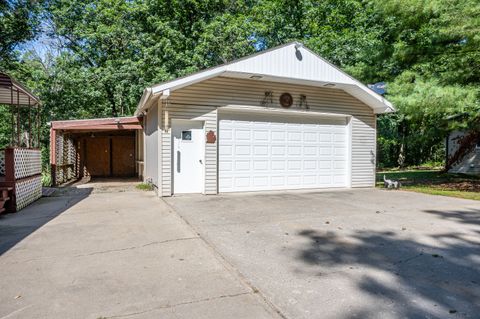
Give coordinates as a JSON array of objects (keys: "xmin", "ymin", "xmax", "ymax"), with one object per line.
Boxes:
[{"xmin": 182, "ymin": 130, "xmax": 192, "ymax": 141}]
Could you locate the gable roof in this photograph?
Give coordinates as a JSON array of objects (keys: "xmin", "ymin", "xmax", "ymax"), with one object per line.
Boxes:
[{"xmin": 135, "ymin": 42, "xmax": 394, "ymax": 115}]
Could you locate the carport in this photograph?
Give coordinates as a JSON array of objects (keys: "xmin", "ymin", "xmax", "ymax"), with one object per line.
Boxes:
[{"xmin": 49, "ymin": 117, "xmax": 144, "ymax": 186}]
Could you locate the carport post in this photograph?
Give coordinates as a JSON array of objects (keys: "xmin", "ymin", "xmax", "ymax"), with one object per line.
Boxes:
[{"xmin": 50, "ymin": 127, "xmax": 57, "ymax": 186}]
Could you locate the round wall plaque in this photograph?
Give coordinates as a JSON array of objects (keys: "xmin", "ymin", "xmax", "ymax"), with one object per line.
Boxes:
[{"xmin": 279, "ymin": 93, "xmax": 293, "ymax": 108}]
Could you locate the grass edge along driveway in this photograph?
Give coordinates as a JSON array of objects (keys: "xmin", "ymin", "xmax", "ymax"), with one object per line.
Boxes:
[{"xmin": 376, "ymin": 169, "xmax": 480, "ymax": 201}]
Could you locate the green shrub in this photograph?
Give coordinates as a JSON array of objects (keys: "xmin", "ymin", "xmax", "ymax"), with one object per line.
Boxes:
[
  {"xmin": 136, "ymin": 183, "xmax": 153, "ymax": 191},
  {"xmin": 41, "ymin": 170, "xmax": 52, "ymax": 187}
]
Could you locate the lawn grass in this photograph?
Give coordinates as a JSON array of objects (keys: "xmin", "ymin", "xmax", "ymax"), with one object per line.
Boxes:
[
  {"xmin": 136, "ymin": 183, "xmax": 154, "ymax": 191},
  {"xmin": 401, "ymin": 186, "xmax": 480, "ymax": 201},
  {"xmin": 376, "ymin": 169, "xmax": 480, "ymax": 201}
]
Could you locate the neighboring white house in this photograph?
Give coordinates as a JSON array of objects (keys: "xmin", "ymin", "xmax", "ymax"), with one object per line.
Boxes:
[
  {"xmin": 135, "ymin": 42, "xmax": 395, "ymax": 196},
  {"xmin": 447, "ymin": 131, "xmax": 480, "ymax": 175}
]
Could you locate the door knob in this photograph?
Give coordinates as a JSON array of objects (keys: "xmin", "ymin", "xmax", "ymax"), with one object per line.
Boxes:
[{"xmin": 199, "ymin": 159, "xmax": 203, "ymax": 164}]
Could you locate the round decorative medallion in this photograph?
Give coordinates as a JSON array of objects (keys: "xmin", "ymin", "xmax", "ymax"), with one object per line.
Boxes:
[{"xmin": 279, "ymin": 93, "xmax": 293, "ymax": 108}]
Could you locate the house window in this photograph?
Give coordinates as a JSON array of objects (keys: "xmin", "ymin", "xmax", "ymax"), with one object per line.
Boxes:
[{"xmin": 182, "ymin": 130, "xmax": 192, "ymax": 141}]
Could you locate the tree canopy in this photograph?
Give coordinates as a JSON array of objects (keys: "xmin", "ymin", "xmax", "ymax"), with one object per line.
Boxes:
[{"xmin": 1, "ymin": 0, "xmax": 478, "ymax": 168}]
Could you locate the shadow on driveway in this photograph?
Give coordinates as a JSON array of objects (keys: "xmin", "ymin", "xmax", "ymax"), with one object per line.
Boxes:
[
  {"xmin": 297, "ymin": 208, "xmax": 480, "ymax": 318},
  {"xmin": 0, "ymin": 187, "xmax": 92, "ymax": 256}
]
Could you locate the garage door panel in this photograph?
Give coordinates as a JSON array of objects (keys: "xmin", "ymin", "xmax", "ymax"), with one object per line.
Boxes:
[
  {"xmin": 319, "ymin": 147, "xmax": 332, "ymax": 155},
  {"xmin": 235, "ymin": 160, "xmax": 250, "ymax": 171},
  {"xmin": 334, "ymin": 147, "xmax": 347, "ymax": 156},
  {"xmin": 303, "ymin": 132, "xmax": 318, "ymax": 142},
  {"xmin": 219, "ymin": 160, "xmax": 233, "ymax": 172},
  {"xmin": 219, "ymin": 116, "xmax": 349, "ymax": 192},
  {"xmin": 271, "ymin": 160, "xmax": 286, "ymax": 170},
  {"xmin": 219, "ymin": 145, "xmax": 233, "ymax": 156},
  {"xmin": 304, "ymin": 146, "xmax": 318, "ymax": 156},
  {"xmin": 303, "ymin": 175, "xmax": 317, "ymax": 185},
  {"xmin": 287, "ymin": 160, "xmax": 302, "ymax": 170},
  {"xmin": 304, "ymin": 160, "xmax": 317, "ymax": 170},
  {"xmin": 253, "ymin": 176, "xmax": 269, "ymax": 187},
  {"xmin": 271, "ymin": 145, "xmax": 285, "ymax": 155},
  {"xmin": 334, "ymin": 161, "xmax": 347, "ymax": 169},
  {"xmin": 253, "ymin": 145, "xmax": 268, "ymax": 156},
  {"xmin": 235, "ymin": 145, "xmax": 251, "ymax": 155},
  {"xmin": 254, "ymin": 161, "xmax": 268, "ymax": 170},
  {"xmin": 287, "ymin": 146, "xmax": 302, "ymax": 156},
  {"xmin": 287, "ymin": 131, "xmax": 302, "ymax": 141},
  {"xmin": 254, "ymin": 130, "xmax": 269, "ymax": 140},
  {"xmin": 235, "ymin": 129, "xmax": 251, "ymax": 140},
  {"xmin": 334, "ymin": 175, "xmax": 347, "ymax": 185}
]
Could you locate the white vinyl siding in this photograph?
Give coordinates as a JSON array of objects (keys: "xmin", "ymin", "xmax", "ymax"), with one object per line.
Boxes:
[{"xmin": 158, "ymin": 76, "xmax": 376, "ymax": 195}]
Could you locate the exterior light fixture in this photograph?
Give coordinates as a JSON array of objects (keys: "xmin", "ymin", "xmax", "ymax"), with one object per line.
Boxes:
[{"xmin": 323, "ymin": 83, "xmax": 336, "ymax": 87}]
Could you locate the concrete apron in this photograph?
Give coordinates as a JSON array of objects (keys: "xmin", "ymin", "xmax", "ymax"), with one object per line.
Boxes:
[
  {"xmin": 0, "ymin": 189, "xmax": 282, "ymax": 319},
  {"xmin": 165, "ymin": 189, "xmax": 480, "ymax": 319}
]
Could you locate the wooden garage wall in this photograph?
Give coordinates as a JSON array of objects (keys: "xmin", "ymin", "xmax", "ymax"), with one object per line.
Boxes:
[{"xmin": 159, "ymin": 76, "xmax": 376, "ymax": 196}]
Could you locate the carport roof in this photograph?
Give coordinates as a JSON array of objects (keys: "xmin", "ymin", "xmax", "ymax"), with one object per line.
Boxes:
[
  {"xmin": 51, "ymin": 116, "xmax": 142, "ymax": 131},
  {"xmin": 135, "ymin": 42, "xmax": 395, "ymax": 116}
]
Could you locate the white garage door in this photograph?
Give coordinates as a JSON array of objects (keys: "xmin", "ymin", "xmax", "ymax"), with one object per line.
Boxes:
[{"xmin": 219, "ymin": 113, "xmax": 349, "ymax": 192}]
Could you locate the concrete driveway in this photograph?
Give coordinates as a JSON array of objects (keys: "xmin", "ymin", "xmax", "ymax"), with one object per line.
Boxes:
[
  {"xmin": 0, "ymin": 186, "xmax": 280, "ymax": 319},
  {"xmin": 165, "ymin": 189, "xmax": 480, "ymax": 319}
]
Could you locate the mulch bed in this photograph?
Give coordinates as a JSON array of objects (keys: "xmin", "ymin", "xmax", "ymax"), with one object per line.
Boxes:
[
  {"xmin": 430, "ymin": 181, "xmax": 480, "ymax": 192},
  {"xmin": 401, "ymin": 179, "xmax": 480, "ymax": 192}
]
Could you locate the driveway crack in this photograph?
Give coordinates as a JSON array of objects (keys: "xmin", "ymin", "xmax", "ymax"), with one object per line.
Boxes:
[
  {"xmin": 392, "ymin": 252, "xmax": 424, "ymax": 265},
  {"xmin": 73, "ymin": 237, "xmax": 199, "ymax": 257},
  {"xmin": 105, "ymin": 292, "xmax": 252, "ymax": 318},
  {"xmin": 162, "ymin": 199, "xmax": 289, "ymax": 319}
]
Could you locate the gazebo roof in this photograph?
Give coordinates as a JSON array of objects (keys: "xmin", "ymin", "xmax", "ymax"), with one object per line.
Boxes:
[{"xmin": 0, "ymin": 72, "xmax": 40, "ymax": 107}]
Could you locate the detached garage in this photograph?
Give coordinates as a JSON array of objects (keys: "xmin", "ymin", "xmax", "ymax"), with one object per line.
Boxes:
[{"xmin": 136, "ymin": 42, "xmax": 394, "ymax": 196}]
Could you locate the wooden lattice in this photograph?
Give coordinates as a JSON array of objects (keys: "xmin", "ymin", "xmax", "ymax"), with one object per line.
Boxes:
[
  {"xmin": 55, "ymin": 133, "xmax": 77, "ymax": 184},
  {"xmin": 0, "ymin": 150, "xmax": 5, "ymax": 176},
  {"xmin": 15, "ymin": 175, "xmax": 42, "ymax": 210},
  {"xmin": 14, "ymin": 148, "xmax": 41, "ymax": 180}
]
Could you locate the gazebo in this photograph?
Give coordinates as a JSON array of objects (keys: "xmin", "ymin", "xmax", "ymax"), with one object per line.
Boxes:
[{"xmin": 0, "ymin": 72, "xmax": 42, "ymax": 213}]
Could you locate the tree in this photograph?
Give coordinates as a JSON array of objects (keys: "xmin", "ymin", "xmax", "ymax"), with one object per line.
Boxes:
[
  {"xmin": 0, "ymin": 0, "xmax": 43, "ymax": 68},
  {"xmin": 1, "ymin": 0, "xmax": 478, "ymax": 170},
  {"xmin": 369, "ymin": 0, "xmax": 480, "ymax": 167}
]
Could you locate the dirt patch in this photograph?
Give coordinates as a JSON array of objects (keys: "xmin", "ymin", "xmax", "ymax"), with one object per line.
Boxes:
[{"xmin": 430, "ymin": 181, "xmax": 480, "ymax": 192}]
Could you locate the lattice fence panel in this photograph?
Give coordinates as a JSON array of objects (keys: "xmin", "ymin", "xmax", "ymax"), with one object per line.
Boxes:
[
  {"xmin": 56, "ymin": 134, "xmax": 65, "ymax": 166},
  {"xmin": 56, "ymin": 168, "xmax": 65, "ymax": 185},
  {"xmin": 15, "ymin": 175, "xmax": 42, "ymax": 210},
  {"xmin": 0, "ymin": 150, "xmax": 5, "ymax": 176},
  {"xmin": 14, "ymin": 148, "xmax": 41, "ymax": 180},
  {"xmin": 55, "ymin": 133, "xmax": 77, "ymax": 184}
]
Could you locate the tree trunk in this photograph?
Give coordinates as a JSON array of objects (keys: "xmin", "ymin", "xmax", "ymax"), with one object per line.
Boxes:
[{"xmin": 105, "ymin": 86, "xmax": 117, "ymax": 117}]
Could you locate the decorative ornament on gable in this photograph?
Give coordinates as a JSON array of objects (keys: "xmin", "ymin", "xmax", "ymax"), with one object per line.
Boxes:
[
  {"xmin": 297, "ymin": 94, "xmax": 309, "ymax": 110},
  {"xmin": 261, "ymin": 91, "xmax": 273, "ymax": 107},
  {"xmin": 279, "ymin": 93, "xmax": 293, "ymax": 108},
  {"xmin": 206, "ymin": 130, "xmax": 216, "ymax": 144}
]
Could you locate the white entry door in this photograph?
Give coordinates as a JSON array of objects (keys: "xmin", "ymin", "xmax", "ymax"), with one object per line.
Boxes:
[
  {"xmin": 172, "ymin": 120, "xmax": 204, "ymax": 194},
  {"xmin": 219, "ymin": 113, "xmax": 349, "ymax": 192}
]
